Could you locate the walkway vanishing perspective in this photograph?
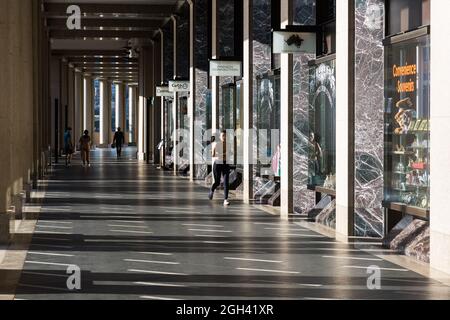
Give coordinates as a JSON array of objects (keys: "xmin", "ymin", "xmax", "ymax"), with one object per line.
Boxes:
[{"xmin": 2, "ymin": 149, "xmax": 448, "ymax": 300}]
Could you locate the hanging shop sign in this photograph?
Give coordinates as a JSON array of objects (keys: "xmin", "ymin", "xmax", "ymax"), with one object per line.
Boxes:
[
  {"xmin": 209, "ymin": 60, "xmax": 242, "ymax": 77},
  {"xmin": 169, "ymin": 80, "xmax": 190, "ymax": 92},
  {"xmin": 272, "ymin": 30, "xmax": 316, "ymax": 54},
  {"xmin": 156, "ymin": 86, "xmax": 173, "ymax": 97}
]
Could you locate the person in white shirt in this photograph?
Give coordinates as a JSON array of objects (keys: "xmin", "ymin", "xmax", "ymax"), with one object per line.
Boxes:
[{"xmin": 208, "ymin": 130, "xmax": 230, "ymax": 206}]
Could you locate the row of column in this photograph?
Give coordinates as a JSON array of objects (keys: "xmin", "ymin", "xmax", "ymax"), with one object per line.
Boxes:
[
  {"xmin": 0, "ymin": 0, "xmax": 51, "ymax": 243},
  {"xmin": 141, "ymin": 0, "xmax": 450, "ymax": 275},
  {"xmin": 56, "ymin": 68, "xmax": 138, "ymax": 150}
]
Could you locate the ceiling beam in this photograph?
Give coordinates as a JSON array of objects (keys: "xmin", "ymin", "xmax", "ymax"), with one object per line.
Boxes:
[
  {"xmin": 50, "ymin": 30, "xmax": 154, "ymax": 39},
  {"xmin": 46, "ymin": 18, "xmax": 165, "ymax": 29},
  {"xmin": 52, "ymin": 50, "xmax": 127, "ymax": 57},
  {"xmin": 74, "ymin": 63, "xmax": 138, "ymax": 68},
  {"xmin": 44, "ymin": 3, "xmax": 176, "ymax": 17},
  {"xmin": 67, "ymin": 58, "xmax": 138, "ymax": 64}
]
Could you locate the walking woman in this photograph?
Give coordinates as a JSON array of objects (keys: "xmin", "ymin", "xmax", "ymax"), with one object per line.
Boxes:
[{"xmin": 79, "ymin": 130, "xmax": 92, "ymax": 167}]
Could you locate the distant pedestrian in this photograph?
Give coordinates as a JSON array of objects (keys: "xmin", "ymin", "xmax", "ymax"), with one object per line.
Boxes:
[
  {"xmin": 79, "ymin": 130, "xmax": 92, "ymax": 167},
  {"xmin": 113, "ymin": 127, "xmax": 125, "ymax": 158},
  {"xmin": 64, "ymin": 127, "xmax": 74, "ymax": 167},
  {"xmin": 208, "ymin": 130, "xmax": 230, "ymax": 206}
]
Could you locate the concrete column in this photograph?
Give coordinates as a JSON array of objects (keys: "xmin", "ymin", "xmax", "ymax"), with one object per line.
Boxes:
[
  {"xmin": 128, "ymin": 85, "xmax": 138, "ymax": 144},
  {"xmin": 280, "ymin": 0, "xmax": 293, "ymax": 218},
  {"xmin": 74, "ymin": 69, "xmax": 84, "ymax": 140},
  {"xmin": 158, "ymin": 30, "xmax": 166, "ymax": 168},
  {"xmin": 430, "ymin": 0, "xmax": 450, "ymax": 276},
  {"xmin": 115, "ymin": 82, "xmax": 126, "ymax": 134},
  {"xmin": 83, "ymin": 75, "xmax": 95, "ymax": 139},
  {"xmin": 211, "ymin": 0, "xmax": 219, "ymax": 134},
  {"xmin": 100, "ymin": 79, "xmax": 111, "ymax": 146},
  {"xmin": 188, "ymin": 0, "xmax": 195, "ymax": 181},
  {"xmin": 67, "ymin": 65, "xmax": 75, "ymax": 132},
  {"xmin": 60, "ymin": 59, "xmax": 68, "ymax": 142},
  {"xmin": 172, "ymin": 16, "xmax": 179, "ymax": 175},
  {"xmin": 335, "ymin": 0, "xmax": 355, "ymax": 239},
  {"xmin": 138, "ymin": 45, "xmax": 154, "ymax": 161},
  {"xmin": 243, "ymin": 0, "xmax": 254, "ymax": 203},
  {"xmin": 153, "ymin": 38, "xmax": 162, "ymax": 166},
  {"xmin": 0, "ymin": 0, "xmax": 12, "ymax": 243}
]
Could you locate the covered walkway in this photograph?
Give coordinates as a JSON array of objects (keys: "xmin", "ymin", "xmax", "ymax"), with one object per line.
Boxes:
[{"xmin": 0, "ymin": 149, "xmax": 447, "ymax": 300}]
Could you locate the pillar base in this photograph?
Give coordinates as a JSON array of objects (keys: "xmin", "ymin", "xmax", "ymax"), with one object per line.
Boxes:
[
  {"xmin": 0, "ymin": 210, "xmax": 14, "ymax": 245},
  {"xmin": 137, "ymin": 152, "xmax": 146, "ymax": 161},
  {"xmin": 431, "ymin": 230, "xmax": 450, "ymax": 276},
  {"xmin": 24, "ymin": 183, "xmax": 32, "ymax": 203},
  {"xmin": 13, "ymin": 193, "xmax": 25, "ymax": 220}
]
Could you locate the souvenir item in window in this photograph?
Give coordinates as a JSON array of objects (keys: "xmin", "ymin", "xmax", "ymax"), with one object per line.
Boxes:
[
  {"xmin": 394, "ymin": 98, "xmax": 414, "ymax": 134},
  {"xmin": 413, "ymin": 119, "xmax": 422, "ymax": 131},
  {"xmin": 419, "ymin": 119, "xmax": 428, "ymax": 131}
]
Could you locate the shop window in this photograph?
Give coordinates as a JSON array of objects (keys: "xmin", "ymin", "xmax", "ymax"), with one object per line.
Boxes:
[
  {"xmin": 256, "ymin": 71, "xmax": 281, "ymax": 177},
  {"xmin": 308, "ymin": 59, "xmax": 336, "ymax": 189},
  {"xmin": 317, "ymin": 0, "xmax": 336, "ymax": 56},
  {"xmin": 387, "ymin": 0, "xmax": 430, "ymax": 36},
  {"xmin": 384, "ymin": 34, "xmax": 430, "ymax": 212}
]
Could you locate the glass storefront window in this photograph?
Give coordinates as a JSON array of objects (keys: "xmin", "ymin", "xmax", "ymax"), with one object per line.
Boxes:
[
  {"xmin": 236, "ymin": 81, "xmax": 244, "ymax": 169},
  {"xmin": 164, "ymin": 98, "xmax": 173, "ymax": 154},
  {"xmin": 387, "ymin": 0, "xmax": 430, "ymax": 36},
  {"xmin": 308, "ymin": 59, "xmax": 336, "ymax": 189},
  {"xmin": 220, "ymin": 84, "xmax": 236, "ymax": 131},
  {"xmin": 384, "ymin": 34, "xmax": 430, "ymax": 210},
  {"xmin": 256, "ymin": 72, "xmax": 281, "ymax": 177}
]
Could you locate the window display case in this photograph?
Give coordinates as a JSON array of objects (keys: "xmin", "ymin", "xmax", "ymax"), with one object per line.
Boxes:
[
  {"xmin": 383, "ymin": 30, "xmax": 430, "ymax": 218},
  {"xmin": 308, "ymin": 57, "xmax": 336, "ymax": 190},
  {"xmin": 256, "ymin": 70, "xmax": 281, "ymax": 178},
  {"xmin": 164, "ymin": 98, "xmax": 174, "ymax": 156}
]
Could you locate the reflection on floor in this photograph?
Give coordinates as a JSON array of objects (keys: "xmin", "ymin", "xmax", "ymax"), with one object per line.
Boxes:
[{"xmin": 4, "ymin": 148, "xmax": 449, "ymax": 300}]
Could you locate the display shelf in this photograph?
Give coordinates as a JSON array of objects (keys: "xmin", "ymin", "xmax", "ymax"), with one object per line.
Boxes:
[{"xmin": 383, "ymin": 201, "xmax": 429, "ymax": 220}]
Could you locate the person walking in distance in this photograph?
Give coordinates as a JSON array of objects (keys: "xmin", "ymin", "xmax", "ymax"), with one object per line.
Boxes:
[
  {"xmin": 64, "ymin": 127, "xmax": 74, "ymax": 167},
  {"xmin": 79, "ymin": 130, "xmax": 92, "ymax": 167},
  {"xmin": 209, "ymin": 130, "xmax": 231, "ymax": 206},
  {"xmin": 113, "ymin": 127, "xmax": 125, "ymax": 158}
]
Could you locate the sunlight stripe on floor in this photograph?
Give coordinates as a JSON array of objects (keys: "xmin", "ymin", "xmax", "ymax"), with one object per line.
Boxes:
[
  {"xmin": 140, "ymin": 295, "xmax": 180, "ymax": 301},
  {"xmin": 224, "ymin": 257, "xmax": 283, "ymax": 263},
  {"xmin": 28, "ymin": 252, "xmax": 74, "ymax": 257},
  {"xmin": 128, "ymin": 269, "xmax": 187, "ymax": 276},
  {"xmin": 342, "ymin": 265, "xmax": 409, "ymax": 272},
  {"xmin": 188, "ymin": 229, "xmax": 232, "ymax": 233},
  {"xmin": 110, "ymin": 230, "xmax": 153, "ymax": 234},
  {"xmin": 135, "ymin": 282, "xmax": 186, "ymax": 288},
  {"xmin": 124, "ymin": 259, "xmax": 180, "ymax": 265},
  {"xmin": 322, "ymin": 255, "xmax": 383, "ymax": 262},
  {"xmin": 237, "ymin": 267, "xmax": 300, "ymax": 274},
  {"xmin": 183, "ymin": 224, "xmax": 224, "ymax": 228}
]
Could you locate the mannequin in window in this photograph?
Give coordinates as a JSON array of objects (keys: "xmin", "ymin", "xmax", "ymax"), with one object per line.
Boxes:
[{"xmin": 310, "ymin": 132, "xmax": 323, "ymax": 176}]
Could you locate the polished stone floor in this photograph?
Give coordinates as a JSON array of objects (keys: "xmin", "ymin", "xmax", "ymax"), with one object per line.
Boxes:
[{"xmin": 10, "ymin": 149, "xmax": 450, "ymax": 300}]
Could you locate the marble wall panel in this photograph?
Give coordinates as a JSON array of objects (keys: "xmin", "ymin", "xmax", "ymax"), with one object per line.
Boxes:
[
  {"xmin": 193, "ymin": 0, "xmax": 210, "ymax": 180},
  {"xmin": 354, "ymin": 0, "xmax": 385, "ymax": 237},
  {"xmin": 292, "ymin": 0, "xmax": 316, "ymax": 214},
  {"xmin": 252, "ymin": 0, "xmax": 272, "ymax": 194}
]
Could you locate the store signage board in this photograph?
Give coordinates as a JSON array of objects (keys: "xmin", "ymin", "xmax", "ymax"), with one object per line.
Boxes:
[
  {"xmin": 169, "ymin": 80, "xmax": 190, "ymax": 92},
  {"xmin": 272, "ymin": 30, "xmax": 316, "ymax": 54},
  {"xmin": 156, "ymin": 86, "xmax": 173, "ymax": 97},
  {"xmin": 209, "ymin": 60, "xmax": 242, "ymax": 77}
]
